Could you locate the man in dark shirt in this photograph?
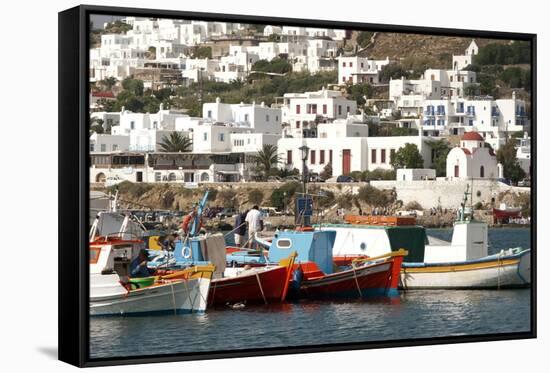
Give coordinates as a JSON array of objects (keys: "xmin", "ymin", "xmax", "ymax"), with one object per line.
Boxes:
[
  {"xmin": 234, "ymin": 210, "xmax": 248, "ymax": 247},
  {"xmin": 130, "ymin": 249, "xmax": 155, "ymax": 278}
]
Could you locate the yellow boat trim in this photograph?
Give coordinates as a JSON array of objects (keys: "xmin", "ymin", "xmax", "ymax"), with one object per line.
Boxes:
[
  {"xmin": 401, "ymin": 258, "xmax": 520, "ymax": 273},
  {"xmin": 156, "ymin": 264, "xmax": 216, "ymax": 280}
]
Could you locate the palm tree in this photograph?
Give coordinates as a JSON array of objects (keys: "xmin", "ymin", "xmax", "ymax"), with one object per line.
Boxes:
[
  {"xmin": 250, "ymin": 144, "xmax": 279, "ymax": 180},
  {"xmin": 158, "ymin": 132, "xmax": 193, "ymax": 152},
  {"xmin": 100, "ymin": 76, "xmax": 117, "ymax": 91}
]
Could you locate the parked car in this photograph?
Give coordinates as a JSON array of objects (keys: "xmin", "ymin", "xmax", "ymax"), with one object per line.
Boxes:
[
  {"xmin": 260, "ymin": 207, "xmax": 283, "ymax": 217},
  {"xmin": 497, "ymin": 178, "xmax": 512, "ymax": 186},
  {"xmin": 336, "ymin": 175, "xmax": 356, "ymax": 183},
  {"xmin": 217, "ymin": 208, "xmax": 237, "ymax": 219},
  {"xmin": 105, "ymin": 176, "xmax": 123, "ymax": 187},
  {"xmin": 517, "ymin": 178, "xmax": 531, "ymax": 187},
  {"xmin": 309, "ymin": 173, "xmax": 324, "ymax": 182}
]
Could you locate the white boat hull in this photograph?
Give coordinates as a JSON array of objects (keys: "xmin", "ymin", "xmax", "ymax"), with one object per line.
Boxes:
[
  {"xmin": 400, "ymin": 251, "xmax": 530, "ymax": 289},
  {"xmin": 90, "ymin": 276, "xmax": 211, "ymax": 316}
]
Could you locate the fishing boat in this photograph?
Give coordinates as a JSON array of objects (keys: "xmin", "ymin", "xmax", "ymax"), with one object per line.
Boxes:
[
  {"xmin": 147, "ymin": 191, "xmax": 298, "ymax": 306},
  {"xmin": 151, "ymin": 233, "xmax": 298, "ymax": 306},
  {"xmin": 267, "ymin": 230, "xmax": 406, "ymax": 299},
  {"xmin": 492, "ymin": 203, "xmax": 522, "ymax": 223},
  {"xmin": 314, "ymin": 186, "xmax": 531, "ymax": 290},
  {"xmin": 89, "ymin": 212, "xmax": 214, "ymax": 316}
]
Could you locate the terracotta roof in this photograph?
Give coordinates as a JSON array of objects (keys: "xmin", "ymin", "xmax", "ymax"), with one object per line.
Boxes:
[{"xmin": 461, "ymin": 131, "xmax": 484, "ymax": 141}]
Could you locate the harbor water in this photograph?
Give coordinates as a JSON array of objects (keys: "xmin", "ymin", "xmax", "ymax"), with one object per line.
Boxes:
[{"xmin": 89, "ymin": 228, "xmax": 531, "ymax": 359}]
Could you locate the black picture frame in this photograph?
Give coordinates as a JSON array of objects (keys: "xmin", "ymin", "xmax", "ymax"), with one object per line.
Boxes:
[{"xmin": 58, "ymin": 4, "xmax": 537, "ymax": 367}]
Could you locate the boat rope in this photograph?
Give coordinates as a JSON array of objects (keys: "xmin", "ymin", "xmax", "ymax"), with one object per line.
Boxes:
[
  {"xmin": 169, "ymin": 281, "xmax": 177, "ymax": 315},
  {"xmin": 224, "ymin": 222, "xmax": 246, "ymax": 238},
  {"xmin": 351, "ymin": 263, "xmax": 363, "ymax": 298},
  {"xmin": 255, "ymin": 272, "xmax": 268, "ymax": 304},
  {"xmin": 182, "ymin": 277, "xmax": 194, "ymax": 313},
  {"xmin": 209, "ymin": 279, "xmax": 217, "ymax": 307},
  {"xmin": 497, "ymin": 253, "xmax": 502, "ymax": 290}
]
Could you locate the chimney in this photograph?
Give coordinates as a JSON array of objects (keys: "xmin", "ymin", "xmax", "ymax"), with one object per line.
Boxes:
[
  {"xmin": 216, "ymin": 97, "xmax": 221, "ymax": 103},
  {"xmin": 512, "ymin": 91, "xmax": 516, "ymax": 100}
]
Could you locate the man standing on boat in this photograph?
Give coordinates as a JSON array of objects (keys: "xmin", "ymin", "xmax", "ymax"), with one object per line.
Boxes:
[
  {"xmin": 234, "ymin": 210, "xmax": 248, "ymax": 247},
  {"xmin": 245, "ymin": 205, "xmax": 263, "ymax": 249}
]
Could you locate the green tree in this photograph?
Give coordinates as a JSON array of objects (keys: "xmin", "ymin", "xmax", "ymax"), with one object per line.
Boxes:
[
  {"xmin": 158, "ymin": 132, "xmax": 193, "ymax": 152},
  {"xmin": 100, "ymin": 76, "xmax": 117, "ymax": 90},
  {"xmin": 379, "ymin": 63, "xmax": 410, "ymax": 83},
  {"xmin": 252, "ymin": 58, "xmax": 292, "ymax": 75},
  {"xmin": 192, "ymin": 46, "xmax": 212, "ymax": 59},
  {"xmin": 320, "ymin": 162, "xmax": 333, "ymax": 180},
  {"xmin": 247, "ymin": 189, "xmax": 264, "ymax": 205},
  {"xmin": 121, "ymin": 78, "xmax": 144, "ymax": 96},
  {"xmin": 250, "ymin": 144, "xmax": 279, "ymax": 180},
  {"xmin": 464, "ymin": 84, "xmax": 478, "ymax": 98},
  {"xmin": 426, "ymin": 139, "xmax": 451, "ymax": 177},
  {"xmin": 390, "ymin": 143, "xmax": 424, "ymax": 169},
  {"xmin": 147, "ymin": 46, "xmax": 156, "ymax": 59},
  {"xmin": 496, "ymin": 139, "xmax": 526, "ymax": 183},
  {"xmin": 357, "ymin": 185, "xmax": 391, "ymax": 207},
  {"xmin": 347, "ymin": 83, "xmax": 372, "ymax": 106}
]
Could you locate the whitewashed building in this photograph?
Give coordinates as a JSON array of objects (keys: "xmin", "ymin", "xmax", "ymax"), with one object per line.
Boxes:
[
  {"xmin": 281, "ymin": 88, "xmax": 358, "ymax": 138},
  {"xmin": 389, "ymin": 69, "xmax": 478, "ymax": 115},
  {"xmin": 452, "ymin": 40, "xmax": 479, "ymax": 71},
  {"xmin": 338, "ymin": 56, "xmax": 390, "ymax": 85},
  {"xmin": 446, "ymin": 132, "xmax": 498, "ymax": 180},
  {"xmin": 202, "ymin": 98, "xmax": 282, "ymax": 134},
  {"xmin": 421, "ymin": 92, "xmax": 529, "ymax": 149},
  {"xmin": 278, "ymin": 118, "xmax": 434, "ymax": 176},
  {"xmin": 89, "ymin": 133, "xmax": 130, "ymax": 153}
]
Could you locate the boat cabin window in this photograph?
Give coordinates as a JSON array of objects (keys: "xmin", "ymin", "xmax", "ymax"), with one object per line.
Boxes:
[{"xmin": 276, "ymin": 239, "xmax": 292, "ymax": 249}]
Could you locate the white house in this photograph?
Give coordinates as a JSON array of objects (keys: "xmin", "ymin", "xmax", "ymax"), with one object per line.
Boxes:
[
  {"xmin": 281, "ymin": 88, "xmax": 358, "ymax": 138},
  {"xmin": 90, "ymin": 133, "xmax": 130, "ymax": 153},
  {"xmin": 452, "ymin": 40, "xmax": 479, "ymax": 71},
  {"xmin": 446, "ymin": 132, "xmax": 498, "ymax": 180},
  {"xmin": 422, "ymin": 92, "xmax": 529, "ymax": 149},
  {"xmin": 230, "ymin": 133, "xmax": 281, "ymax": 153},
  {"xmin": 202, "ymin": 98, "xmax": 282, "ymax": 134},
  {"xmin": 396, "ymin": 168, "xmax": 436, "ymax": 181},
  {"xmin": 111, "ymin": 105, "xmax": 187, "ymax": 135},
  {"xmin": 129, "ymin": 129, "xmax": 189, "ymax": 152},
  {"xmin": 389, "ymin": 69, "xmax": 478, "ymax": 115},
  {"xmin": 338, "ymin": 56, "xmax": 390, "ymax": 85},
  {"xmin": 278, "ymin": 118, "xmax": 434, "ymax": 176}
]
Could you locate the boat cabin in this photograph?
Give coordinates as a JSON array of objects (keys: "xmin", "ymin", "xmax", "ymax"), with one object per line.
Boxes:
[{"xmin": 268, "ymin": 230, "xmax": 336, "ymax": 275}]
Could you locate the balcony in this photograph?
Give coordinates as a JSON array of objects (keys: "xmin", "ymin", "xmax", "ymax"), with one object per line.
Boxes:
[
  {"xmin": 516, "ymin": 109, "xmax": 528, "ymax": 118},
  {"xmin": 435, "ymin": 110, "xmax": 446, "ymax": 116},
  {"xmin": 423, "ymin": 111, "xmax": 435, "ymax": 117}
]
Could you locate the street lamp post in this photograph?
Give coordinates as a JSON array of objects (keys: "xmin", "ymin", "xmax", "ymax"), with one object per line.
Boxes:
[{"xmin": 299, "ymin": 145, "xmax": 310, "ymax": 226}]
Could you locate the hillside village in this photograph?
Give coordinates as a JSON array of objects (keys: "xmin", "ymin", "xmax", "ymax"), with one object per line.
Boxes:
[{"xmin": 88, "ymin": 17, "xmax": 531, "ymax": 216}]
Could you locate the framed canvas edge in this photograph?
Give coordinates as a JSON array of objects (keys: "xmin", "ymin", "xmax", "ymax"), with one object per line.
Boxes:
[{"xmin": 57, "ymin": 4, "xmax": 537, "ymax": 368}]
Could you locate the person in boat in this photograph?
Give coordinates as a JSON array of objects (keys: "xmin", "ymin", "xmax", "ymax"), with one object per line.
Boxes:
[
  {"xmin": 160, "ymin": 232, "xmax": 178, "ymax": 251},
  {"xmin": 181, "ymin": 207, "xmax": 202, "ymax": 235},
  {"xmin": 234, "ymin": 210, "xmax": 248, "ymax": 247},
  {"xmin": 130, "ymin": 249, "xmax": 155, "ymax": 278},
  {"xmin": 245, "ymin": 205, "xmax": 263, "ymax": 250}
]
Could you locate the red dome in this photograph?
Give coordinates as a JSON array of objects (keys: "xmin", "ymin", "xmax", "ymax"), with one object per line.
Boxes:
[{"xmin": 461, "ymin": 132, "xmax": 484, "ymax": 141}]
